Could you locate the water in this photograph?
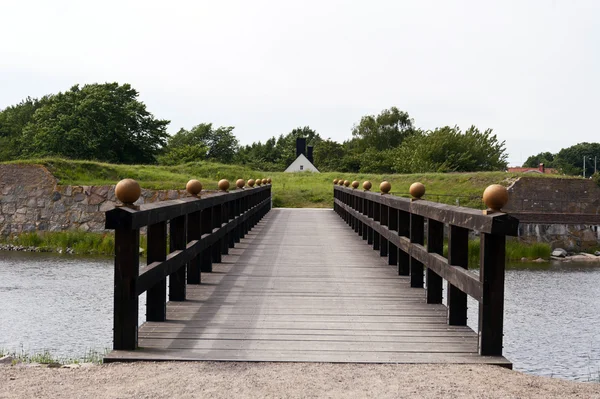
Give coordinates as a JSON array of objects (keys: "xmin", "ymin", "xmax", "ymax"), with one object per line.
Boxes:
[{"xmin": 1, "ymin": 252, "xmax": 599, "ymax": 381}]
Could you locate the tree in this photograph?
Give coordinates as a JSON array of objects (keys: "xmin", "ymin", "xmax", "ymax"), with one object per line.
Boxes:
[
  {"xmin": 18, "ymin": 83, "xmax": 169, "ymax": 163},
  {"xmin": 313, "ymin": 139, "xmax": 345, "ymax": 171},
  {"xmin": 553, "ymin": 142, "xmax": 600, "ymax": 176},
  {"xmin": 523, "ymin": 152, "xmax": 555, "ymax": 168},
  {"xmin": 394, "ymin": 126, "xmax": 508, "ymax": 173},
  {"xmin": 160, "ymin": 123, "xmax": 239, "ymax": 164},
  {"xmin": 351, "ymin": 107, "xmax": 415, "ymax": 152},
  {"xmin": 0, "ymin": 96, "xmax": 50, "ymax": 161}
]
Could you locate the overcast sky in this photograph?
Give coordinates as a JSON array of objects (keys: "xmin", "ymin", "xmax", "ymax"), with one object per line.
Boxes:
[{"xmin": 1, "ymin": 0, "xmax": 598, "ymax": 166}]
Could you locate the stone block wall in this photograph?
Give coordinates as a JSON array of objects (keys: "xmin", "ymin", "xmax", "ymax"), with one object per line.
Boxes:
[{"xmin": 0, "ymin": 164, "xmax": 189, "ymax": 235}]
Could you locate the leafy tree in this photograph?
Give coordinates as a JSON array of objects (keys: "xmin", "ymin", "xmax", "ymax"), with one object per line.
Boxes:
[
  {"xmin": 313, "ymin": 139, "xmax": 345, "ymax": 171},
  {"xmin": 523, "ymin": 152, "xmax": 555, "ymax": 168},
  {"xmin": 553, "ymin": 142, "xmax": 600, "ymax": 176},
  {"xmin": 160, "ymin": 123, "xmax": 239, "ymax": 164},
  {"xmin": 394, "ymin": 126, "xmax": 507, "ymax": 173},
  {"xmin": 351, "ymin": 107, "xmax": 414, "ymax": 152},
  {"xmin": 0, "ymin": 96, "xmax": 50, "ymax": 160},
  {"xmin": 18, "ymin": 83, "xmax": 169, "ymax": 163}
]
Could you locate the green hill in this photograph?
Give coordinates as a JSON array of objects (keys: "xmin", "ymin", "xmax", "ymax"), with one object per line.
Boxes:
[{"xmin": 3, "ymin": 158, "xmax": 572, "ymax": 209}]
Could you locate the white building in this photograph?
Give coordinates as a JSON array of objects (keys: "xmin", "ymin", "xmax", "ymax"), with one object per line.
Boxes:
[{"xmin": 284, "ymin": 153, "xmax": 320, "ymax": 173}]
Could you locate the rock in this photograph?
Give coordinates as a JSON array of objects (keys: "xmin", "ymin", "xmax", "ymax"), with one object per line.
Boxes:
[
  {"xmin": 551, "ymin": 248, "xmax": 567, "ymax": 257},
  {"xmin": 532, "ymin": 258, "xmax": 546, "ymax": 263},
  {"xmin": 520, "ymin": 257, "xmax": 528, "ymax": 262},
  {"xmin": 61, "ymin": 363, "xmax": 81, "ymax": 369},
  {"xmin": 595, "ymin": 251, "xmax": 600, "ymax": 256},
  {"xmin": 51, "ymin": 191, "xmax": 61, "ymax": 201},
  {"xmin": 47, "ymin": 362, "xmax": 61, "ymax": 368},
  {"xmin": 0, "ymin": 355, "xmax": 14, "ymax": 365}
]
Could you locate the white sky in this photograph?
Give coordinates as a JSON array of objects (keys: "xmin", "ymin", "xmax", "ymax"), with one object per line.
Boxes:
[{"xmin": 1, "ymin": 0, "xmax": 598, "ymax": 166}]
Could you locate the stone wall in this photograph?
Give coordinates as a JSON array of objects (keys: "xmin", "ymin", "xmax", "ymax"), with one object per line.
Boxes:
[
  {"xmin": 505, "ymin": 177, "xmax": 600, "ymax": 250},
  {"xmin": 505, "ymin": 177, "xmax": 600, "ymax": 214},
  {"xmin": 0, "ymin": 164, "xmax": 188, "ymax": 235}
]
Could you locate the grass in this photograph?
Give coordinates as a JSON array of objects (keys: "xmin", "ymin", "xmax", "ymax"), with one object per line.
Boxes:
[
  {"xmin": 0, "ymin": 231, "xmax": 148, "ymax": 256},
  {"xmin": 442, "ymin": 239, "xmax": 553, "ymax": 267},
  {"xmin": 3, "ymin": 158, "xmax": 577, "ymax": 208},
  {"xmin": 0, "ymin": 347, "xmax": 108, "ymax": 365}
]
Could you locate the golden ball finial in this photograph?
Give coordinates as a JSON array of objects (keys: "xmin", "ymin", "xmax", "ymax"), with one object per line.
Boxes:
[
  {"xmin": 248, "ymin": 179, "xmax": 255, "ymax": 187},
  {"xmin": 115, "ymin": 178, "xmax": 141, "ymax": 204},
  {"xmin": 410, "ymin": 182, "xmax": 426, "ymax": 199},
  {"xmin": 363, "ymin": 181, "xmax": 372, "ymax": 191},
  {"xmin": 236, "ymin": 179, "xmax": 245, "ymax": 189},
  {"xmin": 380, "ymin": 181, "xmax": 391, "ymax": 194},
  {"xmin": 483, "ymin": 184, "xmax": 509, "ymax": 212},
  {"xmin": 186, "ymin": 179, "xmax": 203, "ymax": 196},
  {"xmin": 267, "ymin": 178, "xmax": 272, "ymax": 184},
  {"xmin": 343, "ymin": 180, "xmax": 350, "ymax": 187},
  {"xmin": 256, "ymin": 178, "xmax": 262, "ymax": 186},
  {"xmin": 333, "ymin": 179, "xmax": 339, "ymax": 185},
  {"xmin": 218, "ymin": 179, "xmax": 230, "ymax": 192},
  {"xmin": 262, "ymin": 178, "xmax": 268, "ymax": 185},
  {"xmin": 351, "ymin": 181, "xmax": 359, "ymax": 189},
  {"xmin": 338, "ymin": 179, "xmax": 344, "ymax": 186}
]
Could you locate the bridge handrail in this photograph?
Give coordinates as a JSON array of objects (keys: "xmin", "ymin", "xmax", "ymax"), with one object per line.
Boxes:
[
  {"xmin": 105, "ymin": 184, "xmax": 272, "ymax": 350},
  {"xmin": 333, "ymin": 185, "xmax": 518, "ymax": 357}
]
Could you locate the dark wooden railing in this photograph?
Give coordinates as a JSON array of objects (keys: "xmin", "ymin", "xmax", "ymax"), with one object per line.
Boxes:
[
  {"xmin": 333, "ymin": 185, "xmax": 519, "ymax": 356},
  {"xmin": 105, "ymin": 184, "xmax": 272, "ymax": 350}
]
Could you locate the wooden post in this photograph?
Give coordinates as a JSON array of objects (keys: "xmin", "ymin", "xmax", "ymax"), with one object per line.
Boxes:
[
  {"xmin": 113, "ymin": 227, "xmax": 139, "ymax": 350},
  {"xmin": 187, "ymin": 211, "xmax": 202, "ymax": 284},
  {"xmin": 222, "ymin": 203, "xmax": 230, "ymax": 255},
  {"xmin": 398, "ymin": 210, "xmax": 410, "ymax": 275},
  {"xmin": 146, "ymin": 222, "xmax": 167, "ymax": 321},
  {"xmin": 479, "ymin": 233, "xmax": 506, "ymax": 356},
  {"xmin": 426, "ymin": 219, "xmax": 443, "ymax": 303},
  {"xmin": 228, "ymin": 200, "xmax": 236, "ymax": 248},
  {"xmin": 409, "ymin": 213, "xmax": 424, "ymax": 288},
  {"xmin": 169, "ymin": 215, "xmax": 187, "ymax": 301},
  {"xmin": 388, "ymin": 207, "xmax": 398, "ymax": 266},
  {"xmin": 447, "ymin": 225, "xmax": 469, "ymax": 325}
]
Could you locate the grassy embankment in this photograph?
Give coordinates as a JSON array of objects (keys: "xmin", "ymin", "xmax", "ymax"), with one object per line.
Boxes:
[
  {"xmin": 0, "ymin": 347, "xmax": 107, "ymax": 365},
  {"xmin": 2, "ymin": 158, "xmax": 570, "ymax": 258}
]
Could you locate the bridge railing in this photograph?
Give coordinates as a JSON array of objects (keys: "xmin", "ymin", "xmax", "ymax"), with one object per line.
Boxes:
[
  {"xmin": 105, "ymin": 181, "xmax": 271, "ymax": 350},
  {"xmin": 333, "ymin": 183, "xmax": 519, "ymax": 356}
]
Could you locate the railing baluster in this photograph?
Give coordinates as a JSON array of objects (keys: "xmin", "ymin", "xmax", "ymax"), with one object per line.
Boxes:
[
  {"xmin": 409, "ymin": 212, "xmax": 424, "ymax": 288},
  {"xmin": 201, "ymin": 207, "xmax": 213, "ymax": 273},
  {"xmin": 212, "ymin": 205, "xmax": 222, "ymax": 263},
  {"xmin": 426, "ymin": 219, "xmax": 443, "ymax": 303},
  {"xmin": 362, "ymin": 198, "xmax": 368, "ymax": 241},
  {"xmin": 187, "ymin": 211, "xmax": 202, "ymax": 284},
  {"xmin": 479, "ymin": 233, "xmax": 506, "ymax": 356},
  {"xmin": 373, "ymin": 202, "xmax": 380, "ymax": 251},
  {"xmin": 169, "ymin": 215, "xmax": 187, "ymax": 301},
  {"xmin": 447, "ymin": 225, "xmax": 468, "ymax": 325},
  {"xmin": 388, "ymin": 207, "xmax": 398, "ymax": 266},
  {"xmin": 380, "ymin": 204, "xmax": 389, "ymax": 257},
  {"xmin": 113, "ymin": 227, "xmax": 140, "ymax": 350},
  {"xmin": 147, "ymin": 221, "xmax": 167, "ymax": 321},
  {"xmin": 398, "ymin": 210, "xmax": 410, "ymax": 275}
]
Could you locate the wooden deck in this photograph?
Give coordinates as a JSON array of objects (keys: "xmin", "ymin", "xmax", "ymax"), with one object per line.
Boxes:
[{"xmin": 105, "ymin": 208, "xmax": 511, "ymax": 366}]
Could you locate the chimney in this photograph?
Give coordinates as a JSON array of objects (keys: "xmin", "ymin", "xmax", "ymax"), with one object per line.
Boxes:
[
  {"xmin": 307, "ymin": 146, "xmax": 314, "ymax": 163},
  {"xmin": 296, "ymin": 138, "xmax": 306, "ymax": 158},
  {"xmin": 539, "ymin": 163, "xmax": 545, "ymax": 173}
]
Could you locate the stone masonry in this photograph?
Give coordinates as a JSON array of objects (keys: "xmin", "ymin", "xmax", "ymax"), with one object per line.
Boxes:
[{"xmin": 0, "ymin": 164, "xmax": 188, "ymax": 235}]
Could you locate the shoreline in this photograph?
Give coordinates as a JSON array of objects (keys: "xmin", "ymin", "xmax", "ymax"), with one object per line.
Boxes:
[{"xmin": 1, "ymin": 362, "xmax": 599, "ymax": 398}]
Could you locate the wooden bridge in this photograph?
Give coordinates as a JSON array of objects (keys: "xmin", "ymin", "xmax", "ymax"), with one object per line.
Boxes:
[{"xmin": 103, "ymin": 181, "xmax": 518, "ymax": 366}]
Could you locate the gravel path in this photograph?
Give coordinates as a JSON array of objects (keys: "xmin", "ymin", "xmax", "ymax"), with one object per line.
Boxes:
[{"xmin": 2, "ymin": 362, "xmax": 600, "ymax": 398}]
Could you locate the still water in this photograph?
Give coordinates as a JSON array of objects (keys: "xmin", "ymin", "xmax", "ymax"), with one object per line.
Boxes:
[{"xmin": 1, "ymin": 251, "xmax": 599, "ymax": 381}]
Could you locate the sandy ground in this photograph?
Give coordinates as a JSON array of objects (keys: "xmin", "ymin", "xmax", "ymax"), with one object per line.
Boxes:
[{"xmin": 1, "ymin": 362, "xmax": 600, "ymax": 399}]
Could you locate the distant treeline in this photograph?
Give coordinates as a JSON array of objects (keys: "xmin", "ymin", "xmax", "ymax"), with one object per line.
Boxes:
[{"xmin": 6, "ymin": 81, "xmax": 586, "ymax": 175}]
